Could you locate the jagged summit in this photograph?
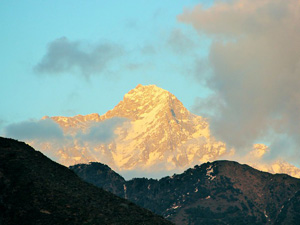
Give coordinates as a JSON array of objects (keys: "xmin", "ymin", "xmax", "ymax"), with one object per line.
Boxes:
[
  {"xmin": 125, "ymin": 84, "xmax": 179, "ymax": 106},
  {"xmin": 131, "ymin": 83, "xmax": 163, "ymax": 92},
  {"xmin": 128, "ymin": 84, "xmax": 172, "ymax": 97},
  {"xmin": 123, "ymin": 84, "xmax": 173, "ymax": 108},
  {"xmin": 102, "ymin": 84, "xmax": 188, "ymax": 121},
  {"xmin": 52, "ymin": 84, "xmax": 190, "ymax": 128},
  {"xmin": 126, "ymin": 84, "xmax": 171, "ymax": 98}
]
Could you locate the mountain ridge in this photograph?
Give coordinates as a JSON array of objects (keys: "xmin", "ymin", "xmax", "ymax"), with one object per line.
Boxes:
[
  {"xmin": 70, "ymin": 160, "xmax": 300, "ymax": 225},
  {"xmin": 0, "ymin": 137, "xmax": 173, "ymax": 225}
]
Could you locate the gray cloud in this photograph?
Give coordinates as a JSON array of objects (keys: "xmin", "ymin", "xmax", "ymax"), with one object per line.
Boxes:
[
  {"xmin": 3, "ymin": 118, "xmax": 64, "ymax": 141},
  {"xmin": 141, "ymin": 45, "xmax": 157, "ymax": 55},
  {"xmin": 167, "ymin": 29, "xmax": 196, "ymax": 54},
  {"xmin": 34, "ymin": 37, "xmax": 123, "ymax": 78},
  {"xmin": 125, "ymin": 63, "xmax": 144, "ymax": 71},
  {"xmin": 191, "ymin": 95, "xmax": 225, "ymax": 119},
  {"xmin": 3, "ymin": 117, "xmax": 127, "ymax": 146},
  {"xmin": 179, "ymin": 0, "xmax": 300, "ymax": 152},
  {"xmin": 76, "ymin": 118, "xmax": 128, "ymax": 144}
]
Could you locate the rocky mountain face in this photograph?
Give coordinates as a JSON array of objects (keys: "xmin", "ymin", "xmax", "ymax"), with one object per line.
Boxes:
[
  {"xmin": 0, "ymin": 137, "xmax": 172, "ymax": 225},
  {"xmin": 29, "ymin": 84, "xmax": 300, "ymax": 178},
  {"xmin": 70, "ymin": 161, "xmax": 300, "ymax": 225},
  {"xmin": 38, "ymin": 84, "xmax": 227, "ymax": 173}
]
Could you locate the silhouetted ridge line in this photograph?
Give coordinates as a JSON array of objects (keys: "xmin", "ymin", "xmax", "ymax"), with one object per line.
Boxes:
[{"xmin": 0, "ymin": 137, "xmax": 173, "ymax": 225}]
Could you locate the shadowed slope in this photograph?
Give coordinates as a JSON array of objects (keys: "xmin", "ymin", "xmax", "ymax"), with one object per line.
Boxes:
[{"xmin": 0, "ymin": 137, "xmax": 173, "ymax": 225}]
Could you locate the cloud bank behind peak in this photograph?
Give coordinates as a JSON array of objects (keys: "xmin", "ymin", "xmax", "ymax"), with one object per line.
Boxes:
[{"xmin": 179, "ymin": 0, "xmax": 300, "ymax": 158}]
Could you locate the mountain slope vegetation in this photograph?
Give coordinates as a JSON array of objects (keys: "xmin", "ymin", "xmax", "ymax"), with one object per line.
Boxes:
[
  {"xmin": 71, "ymin": 161, "xmax": 300, "ymax": 225},
  {"xmin": 0, "ymin": 137, "xmax": 172, "ymax": 225}
]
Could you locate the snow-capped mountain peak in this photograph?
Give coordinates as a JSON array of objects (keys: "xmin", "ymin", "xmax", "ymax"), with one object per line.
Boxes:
[
  {"xmin": 30, "ymin": 84, "xmax": 300, "ymax": 178},
  {"xmin": 102, "ymin": 84, "xmax": 187, "ymax": 121},
  {"xmin": 38, "ymin": 84, "xmax": 227, "ymax": 173}
]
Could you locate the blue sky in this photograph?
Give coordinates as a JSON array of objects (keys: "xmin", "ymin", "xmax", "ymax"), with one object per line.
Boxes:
[
  {"xmin": 0, "ymin": 0, "xmax": 213, "ymax": 126},
  {"xmin": 1, "ymin": 0, "xmax": 300, "ymax": 167}
]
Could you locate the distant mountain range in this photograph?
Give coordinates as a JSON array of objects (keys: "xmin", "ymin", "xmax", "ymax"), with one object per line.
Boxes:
[
  {"xmin": 29, "ymin": 84, "xmax": 300, "ymax": 179},
  {"xmin": 70, "ymin": 161, "xmax": 300, "ymax": 225},
  {"xmin": 0, "ymin": 137, "xmax": 172, "ymax": 225}
]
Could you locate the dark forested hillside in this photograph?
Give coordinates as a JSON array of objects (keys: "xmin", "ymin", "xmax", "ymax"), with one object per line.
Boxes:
[
  {"xmin": 0, "ymin": 137, "xmax": 172, "ymax": 225},
  {"xmin": 71, "ymin": 161, "xmax": 300, "ymax": 225}
]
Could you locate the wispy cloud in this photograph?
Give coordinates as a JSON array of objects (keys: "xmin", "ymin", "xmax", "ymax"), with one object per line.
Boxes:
[
  {"xmin": 179, "ymin": 0, "xmax": 300, "ymax": 155},
  {"xmin": 34, "ymin": 37, "xmax": 124, "ymax": 78},
  {"xmin": 76, "ymin": 118, "xmax": 128, "ymax": 144},
  {"xmin": 3, "ymin": 118, "xmax": 64, "ymax": 141},
  {"xmin": 167, "ymin": 29, "xmax": 196, "ymax": 54},
  {"xmin": 3, "ymin": 117, "xmax": 127, "ymax": 145},
  {"xmin": 0, "ymin": 119, "xmax": 5, "ymax": 126},
  {"xmin": 2, "ymin": 117, "xmax": 128, "ymax": 165},
  {"xmin": 140, "ymin": 45, "xmax": 157, "ymax": 55}
]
